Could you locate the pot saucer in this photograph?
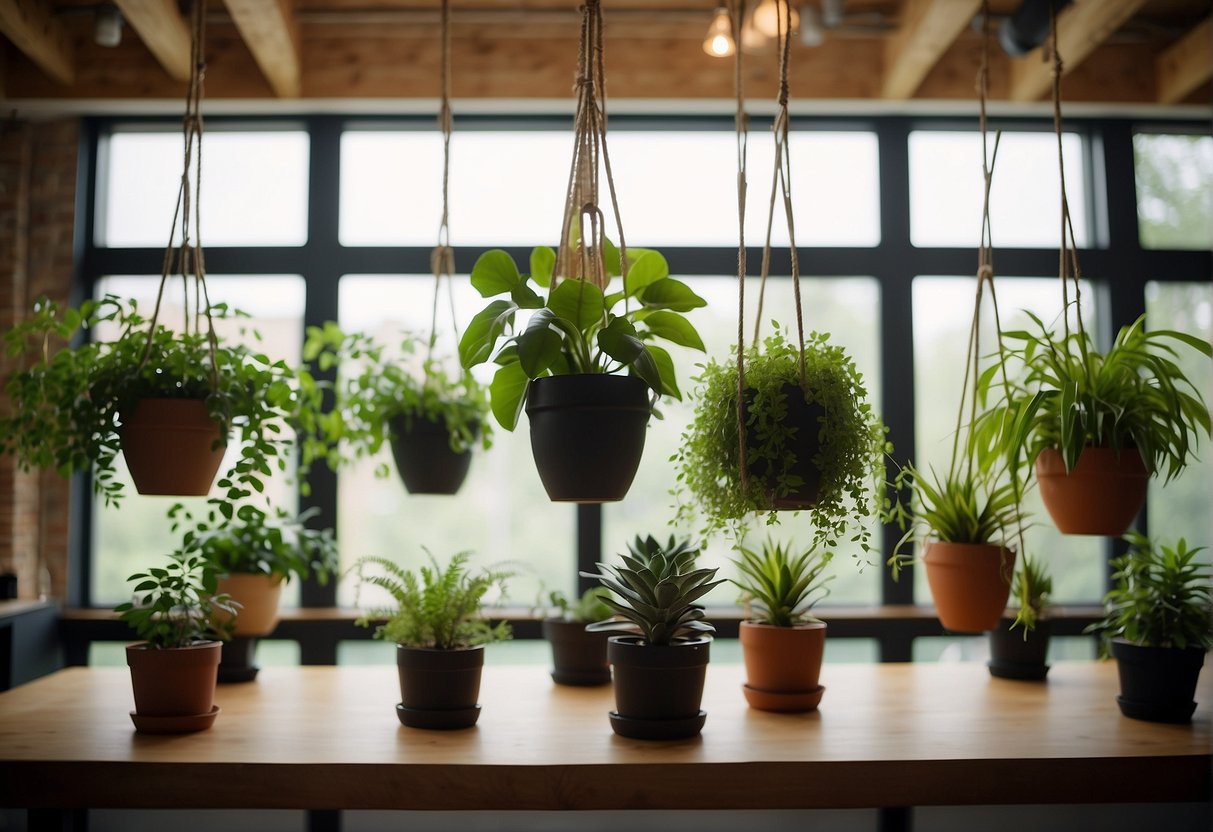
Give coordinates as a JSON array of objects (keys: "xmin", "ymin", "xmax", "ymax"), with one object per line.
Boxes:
[
  {"xmin": 742, "ymin": 684, "xmax": 824, "ymax": 713},
  {"xmin": 550, "ymin": 669, "xmax": 611, "ymax": 687},
  {"xmin": 396, "ymin": 703, "xmax": 481, "ymax": 730},
  {"xmin": 1116, "ymin": 695, "xmax": 1197, "ymax": 724},
  {"xmin": 609, "ymin": 710, "xmax": 706, "ymax": 740},
  {"xmin": 987, "ymin": 661, "xmax": 1049, "ymax": 681},
  {"xmin": 130, "ymin": 705, "xmax": 220, "ymax": 735}
]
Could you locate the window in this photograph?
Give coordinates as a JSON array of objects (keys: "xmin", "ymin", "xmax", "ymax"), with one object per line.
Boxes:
[{"xmin": 1133, "ymin": 133, "xmax": 1213, "ymax": 250}]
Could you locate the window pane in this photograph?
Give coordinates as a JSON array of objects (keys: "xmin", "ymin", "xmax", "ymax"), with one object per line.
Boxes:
[
  {"xmin": 336, "ymin": 275, "xmax": 575, "ymax": 608},
  {"xmin": 1134, "ymin": 133, "xmax": 1213, "ymax": 250},
  {"xmin": 1146, "ymin": 282, "xmax": 1212, "ymax": 549},
  {"xmin": 90, "ymin": 275, "xmax": 305, "ymax": 605},
  {"xmin": 911, "ymin": 277, "xmax": 1103, "ymax": 605},
  {"xmin": 909, "ymin": 131, "xmax": 1089, "ymax": 248},
  {"xmin": 100, "ymin": 131, "xmax": 309, "ymax": 247}
]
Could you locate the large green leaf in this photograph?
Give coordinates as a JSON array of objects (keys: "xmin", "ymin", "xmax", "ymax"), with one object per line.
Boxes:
[
  {"xmin": 639, "ymin": 278, "xmax": 707, "ymax": 312},
  {"xmin": 640, "ymin": 310, "xmax": 705, "ymax": 351},
  {"xmin": 622, "ymin": 250, "xmax": 670, "ymax": 296},
  {"xmin": 530, "ymin": 246, "xmax": 556, "ymax": 288},
  {"xmin": 489, "ymin": 361, "xmax": 529, "ymax": 431},
  {"xmin": 459, "ymin": 299, "xmax": 517, "ymax": 368},
  {"xmin": 517, "ymin": 310, "xmax": 564, "ymax": 378},
  {"xmin": 646, "ymin": 344, "xmax": 680, "ymax": 400},
  {"xmin": 548, "ymin": 279, "xmax": 605, "ymax": 331},
  {"xmin": 471, "ymin": 250, "xmax": 521, "ymax": 297}
]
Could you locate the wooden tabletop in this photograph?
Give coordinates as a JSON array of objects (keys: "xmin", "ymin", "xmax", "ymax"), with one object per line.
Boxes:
[{"xmin": 0, "ymin": 661, "xmax": 1208, "ymax": 811}]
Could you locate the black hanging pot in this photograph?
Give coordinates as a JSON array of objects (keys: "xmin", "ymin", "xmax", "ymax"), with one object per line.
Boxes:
[
  {"xmin": 1111, "ymin": 639, "xmax": 1206, "ymax": 724},
  {"xmin": 987, "ymin": 618, "xmax": 1051, "ymax": 681},
  {"xmin": 389, "ymin": 414, "xmax": 476, "ymax": 495},
  {"xmin": 742, "ymin": 381, "xmax": 825, "ymax": 510},
  {"xmin": 525, "ymin": 375, "xmax": 650, "ymax": 503}
]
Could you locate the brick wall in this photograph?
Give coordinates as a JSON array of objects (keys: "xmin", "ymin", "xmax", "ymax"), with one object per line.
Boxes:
[{"xmin": 0, "ymin": 118, "xmax": 79, "ymax": 601}]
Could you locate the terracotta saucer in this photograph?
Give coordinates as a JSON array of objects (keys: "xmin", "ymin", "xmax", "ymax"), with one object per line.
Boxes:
[
  {"xmin": 608, "ymin": 710, "xmax": 706, "ymax": 740},
  {"xmin": 130, "ymin": 705, "xmax": 220, "ymax": 735},
  {"xmin": 396, "ymin": 703, "xmax": 481, "ymax": 730},
  {"xmin": 742, "ymin": 684, "xmax": 824, "ymax": 713}
]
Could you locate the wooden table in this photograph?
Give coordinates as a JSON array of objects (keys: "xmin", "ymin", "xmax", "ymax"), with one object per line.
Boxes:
[{"xmin": 0, "ymin": 662, "xmax": 1208, "ymax": 824}]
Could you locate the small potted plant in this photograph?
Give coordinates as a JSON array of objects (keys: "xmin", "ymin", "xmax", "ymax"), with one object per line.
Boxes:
[
  {"xmin": 542, "ymin": 587, "xmax": 615, "ymax": 687},
  {"xmin": 458, "ymin": 243, "xmax": 706, "ymax": 502},
  {"xmin": 301, "ymin": 324, "xmax": 490, "ymax": 495},
  {"xmin": 888, "ymin": 463, "xmax": 1019, "ymax": 634},
  {"xmin": 114, "ymin": 548, "xmax": 238, "ymax": 734},
  {"xmin": 352, "ymin": 551, "xmax": 512, "ymax": 730},
  {"xmin": 976, "ymin": 312, "xmax": 1210, "ymax": 535},
  {"xmin": 583, "ymin": 534, "xmax": 723, "ymax": 740},
  {"xmin": 174, "ymin": 501, "xmax": 339, "ymax": 682},
  {"xmin": 988, "ymin": 554, "xmax": 1053, "ymax": 681},
  {"xmin": 675, "ymin": 330, "xmax": 887, "ymax": 551},
  {"xmin": 732, "ymin": 538, "xmax": 833, "ymax": 712},
  {"xmin": 1087, "ymin": 532, "xmax": 1212, "ymax": 724}
]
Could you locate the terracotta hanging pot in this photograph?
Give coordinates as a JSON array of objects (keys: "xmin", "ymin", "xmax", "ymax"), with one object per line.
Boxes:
[
  {"xmin": 607, "ymin": 635, "xmax": 710, "ymax": 740},
  {"xmin": 922, "ymin": 541, "xmax": 1015, "ymax": 633},
  {"xmin": 742, "ymin": 382, "xmax": 825, "ymax": 510},
  {"xmin": 739, "ymin": 620, "xmax": 826, "ymax": 712},
  {"xmin": 1112, "ymin": 639, "xmax": 1206, "ymax": 724},
  {"xmin": 542, "ymin": 618, "xmax": 611, "ymax": 686},
  {"xmin": 987, "ymin": 618, "xmax": 1051, "ymax": 681},
  {"xmin": 389, "ymin": 414, "xmax": 476, "ymax": 495},
  {"xmin": 120, "ymin": 398, "xmax": 226, "ymax": 496},
  {"xmin": 1035, "ymin": 447, "xmax": 1149, "ymax": 536},
  {"xmin": 525, "ymin": 375, "xmax": 650, "ymax": 503},
  {"xmin": 214, "ymin": 573, "xmax": 283, "ymax": 637},
  {"xmin": 395, "ymin": 644, "xmax": 485, "ymax": 730},
  {"xmin": 126, "ymin": 640, "xmax": 222, "ymax": 734}
]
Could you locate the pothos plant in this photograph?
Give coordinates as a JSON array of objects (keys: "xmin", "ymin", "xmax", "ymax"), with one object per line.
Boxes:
[
  {"xmin": 674, "ymin": 329, "xmax": 889, "ymax": 552},
  {"xmin": 0, "ymin": 295, "xmax": 319, "ymax": 505},
  {"xmin": 299, "ymin": 323, "xmax": 490, "ymax": 478},
  {"xmin": 457, "ymin": 241, "xmax": 706, "ymax": 430}
]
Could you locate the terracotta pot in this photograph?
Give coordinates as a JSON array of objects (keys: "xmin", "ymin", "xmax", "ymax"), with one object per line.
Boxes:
[
  {"xmin": 739, "ymin": 621, "xmax": 826, "ymax": 711},
  {"xmin": 1112, "ymin": 639, "xmax": 1206, "ymax": 724},
  {"xmin": 607, "ymin": 635, "xmax": 710, "ymax": 739},
  {"xmin": 542, "ymin": 618, "xmax": 611, "ymax": 686},
  {"xmin": 126, "ymin": 640, "xmax": 221, "ymax": 722},
  {"xmin": 120, "ymin": 398, "xmax": 226, "ymax": 496},
  {"xmin": 215, "ymin": 573, "xmax": 284, "ymax": 637},
  {"xmin": 525, "ymin": 375, "xmax": 650, "ymax": 503},
  {"xmin": 742, "ymin": 382, "xmax": 825, "ymax": 510},
  {"xmin": 395, "ymin": 644, "xmax": 484, "ymax": 730},
  {"xmin": 389, "ymin": 414, "xmax": 476, "ymax": 495},
  {"xmin": 987, "ymin": 618, "xmax": 1051, "ymax": 681},
  {"xmin": 1035, "ymin": 447, "xmax": 1149, "ymax": 535},
  {"xmin": 922, "ymin": 542, "xmax": 1015, "ymax": 633}
]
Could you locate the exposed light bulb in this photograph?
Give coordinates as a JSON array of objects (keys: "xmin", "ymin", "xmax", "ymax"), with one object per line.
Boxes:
[
  {"xmin": 751, "ymin": 0, "xmax": 800, "ymax": 40},
  {"xmin": 741, "ymin": 17, "xmax": 769, "ymax": 52},
  {"xmin": 800, "ymin": 5, "xmax": 825, "ymax": 47},
  {"xmin": 702, "ymin": 7, "xmax": 736, "ymax": 58},
  {"xmin": 94, "ymin": 5, "xmax": 123, "ymax": 48}
]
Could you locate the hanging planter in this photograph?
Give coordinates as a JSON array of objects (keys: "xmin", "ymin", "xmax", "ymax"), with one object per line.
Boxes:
[
  {"xmin": 922, "ymin": 541, "xmax": 1015, "ymax": 633},
  {"xmin": 1035, "ymin": 445, "xmax": 1148, "ymax": 536},
  {"xmin": 121, "ymin": 398, "xmax": 226, "ymax": 496},
  {"xmin": 389, "ymin": 414, "xmax": 478, "ymax": 495}
]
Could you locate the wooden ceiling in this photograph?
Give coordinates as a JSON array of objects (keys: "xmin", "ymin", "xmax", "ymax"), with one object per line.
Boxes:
[{"xmin": 0, "ymin": 0, "xmax": 1209, "ymax": 107}]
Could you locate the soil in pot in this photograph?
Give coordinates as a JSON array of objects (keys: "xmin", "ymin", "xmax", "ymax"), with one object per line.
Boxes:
[
  {"xmin": 1112, "ymin": 639, "xmax": 1206, "ymax": 724},
  {"xmin": 396, "ymin": 644, "xmax": 484, "ymax": 730},
  {"xmin": 525, "ymin": 375, "xmax": 650, "ymax": 503},
  {"xmin": 389, "ymin": 414, "xmax": 476, "ymax": 495},
  {"xmin": 121, "ymin": 398, "xmax": 226, "ymax": 496},
  {"xmin": 1035, "ymin": 447, "xmax": 1148, "ymax": 536},
  {"xmin": 543, "ymin": 619, "xmax": 611, "ymax": 686},
  {"xmin": 126, "ymin": 640, "xmax": 222, "ymax": 734},
  {"xmin": 739, "ymin": 620, "xmax": 826, "ymax": 712},
  {"xmin": 923, "ymin": 542, "xmax": 1015, "ymax": 634},
  {"xmin": 742, "ymin": 382, "xmax": 825, "ymax": 510},
  {"xmin": 987, "ymin": 618, "xmax": 1051, "ymax": 681},
  {"xmin": 607, "ymin": 635, "xmax": 710, "ymax": 740}
]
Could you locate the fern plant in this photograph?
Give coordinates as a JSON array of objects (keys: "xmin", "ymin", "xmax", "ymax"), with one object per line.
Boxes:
[
  {"xmin": 352, "ymin": 552, "xmax": 512, "ymax": 649},
  {"xmin": 583, "ymin": 535, "xmax": 723, "ymax": 646},
  {"xmin": 731, "ymin": 539, "xmax": 833, "ymax": 628}
]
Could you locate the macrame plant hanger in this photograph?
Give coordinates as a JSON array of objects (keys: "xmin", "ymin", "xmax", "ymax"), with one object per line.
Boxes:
[
  {"xmin": 728, "ymin": 0, "xmax": 751, "ymax": 491},
  {"xmin": 1049, "ymin": 3, "xmax": 1087, "ymax": 349}
]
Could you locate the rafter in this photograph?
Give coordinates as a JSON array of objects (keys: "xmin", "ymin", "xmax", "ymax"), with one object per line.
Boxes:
[
  {"xmin": 1156, "ymin": 16, "xmax": 1212, "ymax": 105},
  {"xmin": 1009, "ymin": 0, "xmax": 1149, "ymax": 102},
  {"xmin": 223, "ymin": 0, "xmax": 302, "ymax": 98},
  {"xmin": 113, "ymin": 0, "xmax": 191, "ymax": 83},
  {"xmin": 0, "ymin": 0, "xmax": 73, "ymax": 85},
  {"xmin": 881, "ymin": 0, "xmax": 982, "ymax": 100}
]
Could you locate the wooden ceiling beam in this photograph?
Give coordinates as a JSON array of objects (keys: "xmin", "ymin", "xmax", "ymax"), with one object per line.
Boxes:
[
  {"xmin": 223, "ymin": 0, "xmax": 302, "ymax": 98},
  {"xmin": 1156, "ymin": 15, "xmax": 1212, "ymax": 105},
  {"xmin": 1008, "ymin": 0, "xmax": 1148, "ymax": 102},
  {"xmin": 0, "ymin": 0, "xmax": 74, "ymax": 85},
  {"xmin": 881, "ymin": 0, "xmax": 981, "ymax": 100},
  {"xmin": 113, "ymin": 0, "xmax": 192, "ymax": 83}
]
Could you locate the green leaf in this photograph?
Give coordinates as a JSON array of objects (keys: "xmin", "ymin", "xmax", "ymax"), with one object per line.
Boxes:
[
  {"xmin": 638, "ymin": 278, "xmax": 707, "ymax": 312},
  {"xmin": 622, "ymin": 250, "xmax": 670, "ymax": 296},
  {"xmin": 597, "ymin": 316, "xmax": 644, "ymax": 366},
  {"xmin": 470, "ymin": 250, "xmax": 521, "ymax": 297},
  {"xmin": 548, "ymin": 279, "xmax": 605, "ymax": 332},
  {"xmin": 489, "ymin": 361, "xmax": 529, "ymax": 431},
  {"xmin": 459, "ymin": 299, "xmax": 517, "ymax": 368},
  {"xmin": 517, "ymin": 311, "xmax": 564, "ymax": 377},
  {"xmin": 646, "ymin": 344, "xmax": 681, "ymax": 400},
  {"xmin": 640, "ymin": 310, "xmax": 705, "ymax": 351},
  {"xmin": 530, "ymin": 246, "xmax": 556, "ymax": 288}
]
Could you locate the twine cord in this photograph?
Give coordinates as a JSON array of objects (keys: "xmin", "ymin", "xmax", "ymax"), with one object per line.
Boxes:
[
  {"xmin": 426, "ymin": 0, "xmax": 462, "ymax": 374},
  {"xmin": 730, "ymin": 0, "xmax": 750, "ymax": 493}
]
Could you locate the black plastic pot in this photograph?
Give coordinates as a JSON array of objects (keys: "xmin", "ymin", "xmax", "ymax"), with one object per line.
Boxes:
[
  {"xmin": 525, "ymin": 375, "xmax": 650, "ymax": 503},
  {"xmin": 987, "ymin": 618, "xmax": 1050, "ymax": 681},
  {"xmin": 395, "ymin": 644, "xmax": 484, "ymax": 730},
  {"xmin": 217, "ymin": 636, "xmax": 261, "ymax": 684},
  {"xmin": 607, "ymin": 635, "xmax": 710, "ymax": 740},
  {"xmin": 1111, "ymin": 639, "xmax": 1206, "ymax": 724},
  {"xmin": 543, "ymin": 618, "xmax": 611, "ymax": 686},
  {"xmin": 389, "ymin": 414, "xmax": 476, "ymax": 495},
  {"xmin": 742, "ymin": 382, "xmax": 825, "ymax": 510}
]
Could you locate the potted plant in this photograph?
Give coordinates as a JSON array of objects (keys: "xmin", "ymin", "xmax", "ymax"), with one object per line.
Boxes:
[
  {"xmin": 173, "ymin": 501, "xmax": 339, "ymax": 682},
  {"xmin": 888, "ymin": 463, "xmax": 1019, "ymax": 634},
  {"xmin": 975, "ymin": 312, "xmax": 1210, "ymax": 536},
  {"xmin": 0, "ymin": 296, "xmax": 320, "ymax": 505},
  {"xmin": 352, "ymin": 551, "xmax": 512, "ymax": 730},
  {"xmin": 1087, "ymin": 532, "xmax": 1211, "ymax": 724},
  {"xmin": 988, "ymin": 554, "xmax": 1053, "ymax": 681},
  {"xmin": 301, "ymin": 324, "xmax": 490, "ymax": 495},
  {"xmin": 458, "ymin": 243, "xmax": 705, "ymax": 502},
  {"xmin": 114, "ymin": 548, "xmax": 238, "ymax": 734},
  {"xmin": 583, "ymin": 534, "xmax": 723, "ymax": 740},
  {"xmin": 675, "ymin": 329, "xmax": 887, "ymax": 551},
  {"xmin": 542, "ymin": 587, "xmax": 615, "ymax": 686},
  {"xmin": 732, "ymin": 538, "xmax": 833, "ymax": 712}
]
